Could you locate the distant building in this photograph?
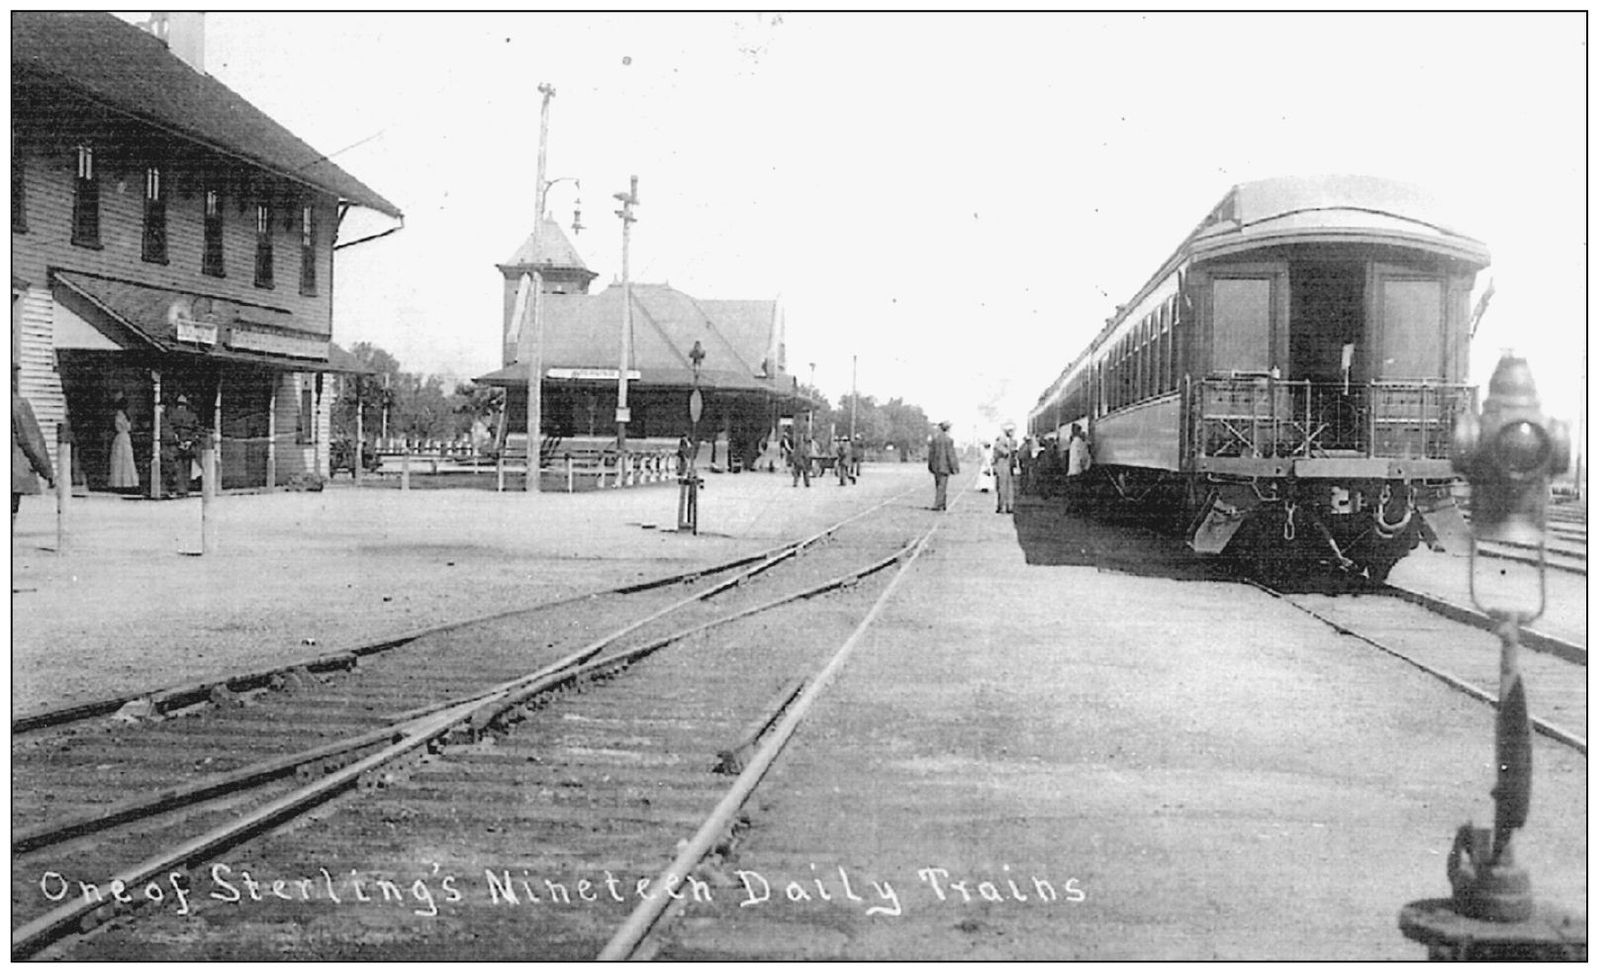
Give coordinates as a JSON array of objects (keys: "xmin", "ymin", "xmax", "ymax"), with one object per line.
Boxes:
[
  {"xmin": 11, "ymin": 12, "xmax": 402, "ymax": 493},
  {"xmin": 475, "ymin": 221, "xmax": 805, "ymax": 470}
]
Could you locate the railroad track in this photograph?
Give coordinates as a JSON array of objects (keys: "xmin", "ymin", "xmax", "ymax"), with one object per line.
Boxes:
[
  {"xmin": 12, "ymin": 492, "xmax": 941, "ymax": 960},
  {"xmin": 1473, "ymin": 538, "xmax": 1586, "ymax": 578},
  {"xmin": 1250, "ymin": 580, "xmax": 1586, "ymax": 755}
]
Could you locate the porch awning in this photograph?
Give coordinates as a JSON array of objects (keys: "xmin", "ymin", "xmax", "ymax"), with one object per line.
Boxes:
[{"xmin": 51, "ymin": 270, "xmax": 370, "ymax": 374}]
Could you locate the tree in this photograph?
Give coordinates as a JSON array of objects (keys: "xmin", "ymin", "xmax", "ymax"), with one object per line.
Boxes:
[
  {"xmin": 331, "ymin": 342, "xmax": 400, "ymax": 445},
  {"xmin": 452, "ymin": 381, "xmax": 504, "ymax": 451},
  {"xmin": 882, "ymin": 397, "xmax": 932, "ymax": 463}
]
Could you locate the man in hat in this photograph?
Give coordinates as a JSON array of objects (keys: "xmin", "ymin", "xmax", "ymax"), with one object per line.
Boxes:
[
  {"xmin": 992, "ymin": 421, "xmax": 1019, "ymax": 514},
  {"xmin": 12, "ymin": 363, "xmax": 53, "ymax": 529},
  {"xmin": 161, "ymin": 393, "xmax": 201, "ymax": 498},
  {"xmin": 789, "ymin": 427, "xmax": 813, "ymax": 488},
  {"xmin": 926, "ymin": 420, "xmax": 959, "ymax": 510}
]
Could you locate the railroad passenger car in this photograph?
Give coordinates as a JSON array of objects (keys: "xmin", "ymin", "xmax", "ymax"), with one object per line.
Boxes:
[{"xmin": 1029, "ymin": 176, "xmax": 1487, "ymax": 578}]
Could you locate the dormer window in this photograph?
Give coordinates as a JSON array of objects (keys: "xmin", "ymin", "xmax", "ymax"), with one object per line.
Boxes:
[
  {"xmin": 254, "ymin": 201, "xmax": 274, "ymax": 288},
  {"xmin": 142, "ymin": 166, "xmax": 168, "ymax": 263},
  {"xmin": 71, "ymin": 143, "xmax": 99, "ymax": 247}
]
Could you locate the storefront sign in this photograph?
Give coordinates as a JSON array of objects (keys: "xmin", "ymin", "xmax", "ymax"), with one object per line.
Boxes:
[
  {"xmin": 167, "ymin": 298, "xmax": 218, "ymax": 346},
  {"xmin": 546, "ymin": 367, "xmax": 642, "ymax": 381},
  {"xmin": 227, "ymin": 327, "xmax": 329, "ymax": 360}
]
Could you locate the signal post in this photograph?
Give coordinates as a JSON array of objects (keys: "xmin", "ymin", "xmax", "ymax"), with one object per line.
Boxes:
[{"xmin": 1396, "ymin": 354, "xmax": 1584, "ymax": 961}]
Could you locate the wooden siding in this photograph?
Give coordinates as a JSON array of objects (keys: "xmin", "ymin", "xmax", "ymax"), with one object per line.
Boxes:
[
  {"xmin": 10, "ymin": 137, "xmax": 339, "ymax": 334},
  {"xmin": 15, "ymin": 287, "xmax": 67, "ymax": 473},
  {"xmin": 12, "ymin": 106, "xmax": 348, "ymax": 489}
]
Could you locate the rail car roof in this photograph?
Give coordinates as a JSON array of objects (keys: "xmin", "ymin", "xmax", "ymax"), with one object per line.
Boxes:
[{"xmin": 1190, "ymin": 175, "xmax": 1489, "ymax": 266}]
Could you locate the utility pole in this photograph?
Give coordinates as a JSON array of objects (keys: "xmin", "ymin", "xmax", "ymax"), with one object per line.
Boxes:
[
  {"xmin": 613, "ymin": 175, "xmax": 639, "ymax": 453},
  {"xmin": 808, "ymin": 362, "xmax": 816, "ymax": 449},
  {"xmin": 850, "ymin": 354, "xmax": 858, "ymax": 441},
  {"xmin": 520, "ymin": 82, "xmax": 557, "ymax": 495}
]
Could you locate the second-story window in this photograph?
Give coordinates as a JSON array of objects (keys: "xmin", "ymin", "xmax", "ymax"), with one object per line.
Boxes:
[
  {"xmin": 254, "ymin": 201, "xmax": 274, "ymax": 288},
  {"xmin": 299, "ymin": 204, "xmax": 317, "ymax": 296},
  {"xmin": 142, "ymin": 166, "xmax": 167, "ymax": 264},
  {"xmin": 71, "ymin": 143, "xmax": 99, "ymax": 247},
  {"xmin": 202, "ymin": 189, "xmax": 224, "ymax": 277}
]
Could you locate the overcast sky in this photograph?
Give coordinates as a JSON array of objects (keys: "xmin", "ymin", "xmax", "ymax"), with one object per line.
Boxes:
[{"xmin": 133, "ymin": 12, "xmax": 1587, "ymax": 445}]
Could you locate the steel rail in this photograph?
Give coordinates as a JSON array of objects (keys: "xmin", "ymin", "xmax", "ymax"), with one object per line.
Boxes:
[
  {"xmin": 1248, "ymin": 580, "xmax": 1585, "ymax": 756},
  {"xmin": 11, "ymin": 531, "xmax": 916, "ymax": 957},
  {"xmin": 13, "ymin": 489, "xmax": 912, "ymax": 736},
  {"xmin": 1380, "ymin": 584, "xmax": 1584, "ymax": 666},
  {"xmin": 13, "ymin": 495, "xmax": 912, "ymax": 857},
  {"xmin": 599, "ymin": 524, "xmax": 941, "ymax": 960}
]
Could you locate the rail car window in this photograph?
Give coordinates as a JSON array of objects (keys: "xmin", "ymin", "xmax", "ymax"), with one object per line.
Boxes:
[
  {"xmin": 1379, "ymin": 278, "xmax": 1444, "ymax": 379},
  {"xmin": 1160, "ymin": 300, "xmax": 1174, "ymax": 391},
  {"xmin": 1147, "ymin": 313, "xmax": 1159, "ymax": 396},
  {"xmin": 1127, "ymin": 324, "xmax": 1137, "ymax": 400},
  {"xmin": 1137, "ymin": 316, "xmax": 1149, "ymax": 398},
  {"xmin": 1211, "ymin": 278, "xmax": 1271, "ymax": 372}
]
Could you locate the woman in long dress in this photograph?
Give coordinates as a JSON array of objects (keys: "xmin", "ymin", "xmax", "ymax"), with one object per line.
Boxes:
[
  {"xmin": 973, "ymin": 452, "xmax": 994, "ymax": 492},
  {"xmin": 108, "ymin": 394, "xmax": 139, "ymax": 490}
]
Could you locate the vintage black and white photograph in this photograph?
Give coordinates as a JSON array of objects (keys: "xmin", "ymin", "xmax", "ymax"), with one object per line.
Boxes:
[{"xmin": 10, "ymin": 9, "xmax": 1587, "ymax": 961}]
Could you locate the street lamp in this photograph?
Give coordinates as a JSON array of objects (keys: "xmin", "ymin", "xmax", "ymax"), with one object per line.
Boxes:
[
  {"xmin": 541, "ymin": 176, "xmax": 584, "ymax": 235},
  {"xmin": 679, "ymin": 341, "xmax": 705, "ymax": 533}
]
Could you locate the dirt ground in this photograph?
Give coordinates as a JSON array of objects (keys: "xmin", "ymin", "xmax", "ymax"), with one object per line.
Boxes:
[
  {"xmin": 8, "ymin": 468, "xmax": 900, "ymax": 715},
  {"xmin": 669, "ymin": 488, "xmax": 1588, "ymax": 960},
  {"xmin": 9, "ymin": 466, "xmax": 1587, "ymax": 959}
]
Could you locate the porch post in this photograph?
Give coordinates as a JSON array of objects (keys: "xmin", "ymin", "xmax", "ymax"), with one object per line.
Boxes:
[
  {"xmin": 150, "ymin": 369, "xmax": 163, "ymax": 499},
  {"xmin": 314, "ymin": 372, "xmax": 326, "ymax": 478},
  {"xmin": 354, "ymin": 374, "xmax": 364, "ymax": 483},
  {"xmin": 213, "ymin": 379, "xmax": 223, "ymax": 490},
  {"xmin": 266, "ymin": 379, "xmax": 277, "ymax": 489}
]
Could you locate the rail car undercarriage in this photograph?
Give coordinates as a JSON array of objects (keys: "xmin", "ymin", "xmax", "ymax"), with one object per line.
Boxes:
[{"xmin": 1073, "ymin": 465, "xmax": 1469, "ymax": 581}]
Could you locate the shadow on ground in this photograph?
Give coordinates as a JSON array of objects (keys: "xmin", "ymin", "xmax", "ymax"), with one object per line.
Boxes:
[{"xmin": 1005, "ymin": 494, "xmax": 1377, "ymax": 594}]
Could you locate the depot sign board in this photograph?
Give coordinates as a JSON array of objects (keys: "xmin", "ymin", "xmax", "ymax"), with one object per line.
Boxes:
[{"xmin": 546, "ymin": 368, "xmax": 643, "ymax": 381}]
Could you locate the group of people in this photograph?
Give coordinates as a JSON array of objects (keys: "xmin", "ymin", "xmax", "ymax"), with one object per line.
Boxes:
[
  {"xmin": 785, "ymin": 431, "xmax": 866, "ymax": 488},
  {"xmin": 925, "ymin": 417, "xmax": 1091, "ymax": 514},
  {"xmin": 12, "ymin": 367, "xmax": 207, "ymax": 524}
]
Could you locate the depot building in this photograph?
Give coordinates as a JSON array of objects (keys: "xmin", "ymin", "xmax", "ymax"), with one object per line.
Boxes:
[
  {"xmin": 474, "ymin": 219, "xmax": 807, "ymax": 471},
  {"xmin": 11, "ymin": 12, "xmax": 400, "ymax": 494}
]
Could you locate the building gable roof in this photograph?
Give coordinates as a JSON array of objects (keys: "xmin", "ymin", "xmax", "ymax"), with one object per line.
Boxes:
[{"xmin": 11, "ymin": 11, "xmax": 401, "ymax": 218}]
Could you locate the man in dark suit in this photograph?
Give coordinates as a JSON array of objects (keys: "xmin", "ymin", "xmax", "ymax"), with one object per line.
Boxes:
[
  {"xmin": 926, "ymin": 420, "xmax": 959, "ymax": 511},
  {"xmin": 162, "ymin": 393, "xmax": 201, "ymax": 498},
  {"xmin": 12, "ymin": 364, "xmax": 54, "ymax": 528}
]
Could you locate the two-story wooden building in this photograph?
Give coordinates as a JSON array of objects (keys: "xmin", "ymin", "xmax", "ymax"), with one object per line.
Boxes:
[{"xmin": 11, "ymin": 12, "xmax": 402, "ymax": 494}]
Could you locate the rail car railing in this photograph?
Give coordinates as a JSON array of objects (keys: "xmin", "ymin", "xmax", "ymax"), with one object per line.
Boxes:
[{"xmin": 1190, "ymin": 375, "xmax": 1474, "ymax": 461}]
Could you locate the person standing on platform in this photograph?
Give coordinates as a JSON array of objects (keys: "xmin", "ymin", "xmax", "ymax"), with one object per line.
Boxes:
[
  {"xmin": 162, "ymin": 393, "xmax": 201, "ymax": 498},
  {"xmin": 851, "ymin": 433, "xmax": 866, "ymax": 480},
  {"xmin": 12, "ymin": 364, "xmax": 54, "ymax": 528},
  {"xmin": 1065, "ymin": 422, "xmax": 1093, "ymax": 515},
  {"xmin": 790, "ymin": 430, "xmax": 813, "ymax": 488},
  {"xmin": 1017, "ymin": 433, "xmax": 1037, "ymax": 497},
  {"xmin": 108, "ymin": 393, "xmax": 139, "ymax": 492},
  {"xmin": 835, "ymin": 436, "xmax": 855, "ymax": 486},
  {"xmin": 992, "ymin": 422, "xmax": 1019, "ymax": 514},
  {"xmin": 926, "ymin": 420, "xmax": 959, "ymax": 511}
]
